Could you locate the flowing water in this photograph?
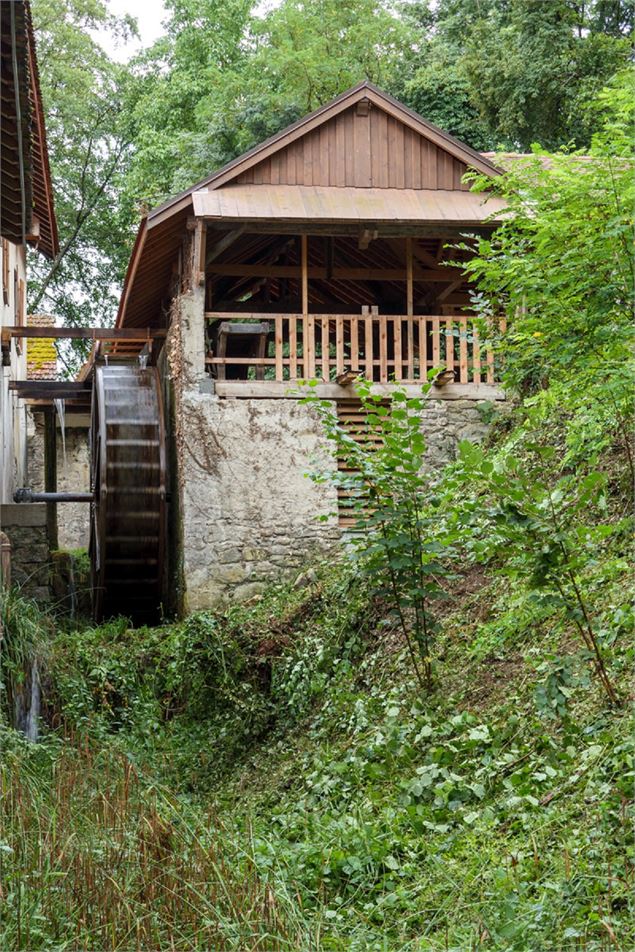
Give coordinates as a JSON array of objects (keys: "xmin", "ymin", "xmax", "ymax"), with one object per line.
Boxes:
[
  {"xmin": 54, "ymin": 397, "xmax": 67, "ymax": 470},
  {"xmin": 13, "ymin": 660, "xmax": 41, "ymax": 742}
]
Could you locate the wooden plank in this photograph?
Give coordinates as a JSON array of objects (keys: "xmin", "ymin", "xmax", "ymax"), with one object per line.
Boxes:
[
  {"xmin": 364, "ymin": 313, "xmax": 373, "ymax": 380},
  {"xmin": 2, "ymin": 326, "xmax": 167, "ymax": 341},
  {"xmin": 432, "ymin": 316, "xmax": 441, "ymax": 368},
  {"xmin": 419, "ymin": 317, "xmax": 427, "ymax": 382},
  {"xmin": 306, "ymin": 315, "xmax": 315, "ymax": 378},
  {"xmin": 301, "ymin": 234, "xmax": 309, "ymax": 315},
  {"xmin": 486, "ymin": 343, "xmax": 495, "ymax": 384},
  {"xmin": 472, "ymin": 323, "xmax": 481, "ymax": 383},
  {"xmin": 445, "ymin": 318, "xmax": 454, "ymax": 371},
  {"xmin": 214, "ymin": 381, "xmax": 506, "ymax": 400},
  {"xmin": 394, "ymin": 316, "xmax": 402, "ymax": 381},
  {"xmin": 196, "ymin": 220, "xmax": 206, "ymax": 285},
  {"xmin": 275, "ymin": 315, "xmax": 283, "ymax": 381},
  {"xmin": 350, "ymin": 315, "xmax": 359, "ymax": 371},
  {"xmin": 459, "ymin": 317, "xmax": 468, "ymax": 383},
  {"xmin": 289, "ymin": 316, "xmax": 297, "ymax": 379},
  {"xmin": 208, "ymin": 264, "xmax": 453, "ymax": 281},
  {"xmin": 379, "ymin": 316, "xmax": 388, "ymax": 383},
  {"xmin": 206, "ymin": 227, "xmax": 245, "ymax": 264},
  {"xmin": 10, "ymin": 380, "xmax": 92, "ymax": 393},
  {"xmin": 321, "ymin": 317, "xmax": 330, "ymax": 381},
  {"xmin": 406, "ymin": 238, "xmax": 414, "ymax": 380},
  {"xmin": 335, "ymin": 316, "xmax": 345, "ymax": 375}
]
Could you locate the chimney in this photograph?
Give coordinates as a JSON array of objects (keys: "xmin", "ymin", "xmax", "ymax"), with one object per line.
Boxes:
[{"xmin": 27, "ymin": 313, "xmax": 57, "ymax": 379}]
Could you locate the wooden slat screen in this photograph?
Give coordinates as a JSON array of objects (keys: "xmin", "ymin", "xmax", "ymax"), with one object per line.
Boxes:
[{"xmin": 335, "ymin": 400, "xmax": 387, "ymax": 528}]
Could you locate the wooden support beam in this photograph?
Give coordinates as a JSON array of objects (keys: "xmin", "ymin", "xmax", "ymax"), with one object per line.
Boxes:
[
  {"xmin": 208, "ymin": 263, "xmax": 456, "ymax": 282},
  {"xmin": 205, "ymin": 227, "xmax": 245, "ymax": 265},
  {"xmin": 406, "ymin": 238, "xmax": 414, "ymax": 380},
  {"xmin": 1, "ymin": 326, "xmax": 166, "ymax": 343},
  {"xmin": 10, "ymin": 381, "xmax": 92, "ymax": 399}
]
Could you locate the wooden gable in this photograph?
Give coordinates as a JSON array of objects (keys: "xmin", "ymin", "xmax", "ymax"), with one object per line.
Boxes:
[{"xmin": 233, "ymin": 100, "xmax": 472, "ymax": 191}]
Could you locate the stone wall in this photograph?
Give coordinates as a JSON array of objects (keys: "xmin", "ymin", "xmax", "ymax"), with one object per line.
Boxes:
[
  {"xmin": 168, "ymin": 284, "xmax": 504, "ymax": 611},
  {"xmin": 420, "ymin": 395, "xmax": 491, "ymax": 466},
  {"xmin": 27, "ymin": 412, "xmax": 90, "ymax": 551},
  {"xmin": 179, "ymin": 393, "xmax": 340, "ymax": 610},
  {"xmin": 0, "ymin": 503, "xmax": 50, "ymax": 601}
]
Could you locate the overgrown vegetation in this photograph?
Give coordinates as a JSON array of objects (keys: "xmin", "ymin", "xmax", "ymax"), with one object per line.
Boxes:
[{"xmin": 2, "ymin": 46, "xmax": 633, "ymax": 952}]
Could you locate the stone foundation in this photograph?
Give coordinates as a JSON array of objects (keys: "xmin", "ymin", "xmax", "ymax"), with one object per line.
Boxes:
[
  {"xmin": 0, "ymin": 503, "xmax": 50, "ymax": 601},
  {"xmin": 179, "ymin": 394, "xmax": 340, "ymax": 610}
]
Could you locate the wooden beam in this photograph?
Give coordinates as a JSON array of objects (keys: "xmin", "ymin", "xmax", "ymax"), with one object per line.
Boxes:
[
  {"xmin": 10, "ymin": 381, "xmax": 92, "ymax": 400},
  {"xmin": 214, "ymin": 381, "xmax": 506, "ymax": 400},
  {"xmin": 301, "ymin": 235, "xmax": 309, "ymax": 315},
  {"xmin": 206, "ymin": 227, "xmax": 245, "ymax": 264},
  {"xmin": 1, "ymin": 326, "xmax": 166, "ymax": 342},
  {"xmin": 406, "ymin": 238, "xmax": 414, "ymax": 379},
  {"xmin": 208, "ymin": 264, "xmax": 457, "ymax": 281}
]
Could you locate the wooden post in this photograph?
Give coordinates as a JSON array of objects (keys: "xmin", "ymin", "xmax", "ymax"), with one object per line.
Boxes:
[
  {"xmin": 363, "ymin": 306, "xmax": 372, "ymax": 380},
  {"xmin": 321, "ymin": 317, "xmax": 330, "ymax": 382},
  {"xmin": 44, "ymin": 409, "xmax": 58, "ymax": 550},
  {"xmin": 418, "ymin": 317, "xmax": 428, "ymax": 381},
  {"xmin": 301, "ymin": 235, "xmax": 309, "ymax": 316},
  {"xmin": 459, "ymin": 317, "xmax": 468, "ymax": 383},
  {"xmin": 275, "ymin": 316, "xmax": 283, "ymax": 381},
  {"xmin": 445, "ymin": 318, "xmax": 454, "ymax": 373},
  {"xmin": 197, "ymin": 221, "xmax": 207, "ymax": 286},
  {"xmin": 472, "ymin": 323, "xmax": 481, "ymax": 384},
  {"xmin": 406, "ymin": 238, "xmax": 414, "ymax": 380},
  {"xmin": 350, "ymin": 315, "xmax": 359, "ymax": 372},
  {"xmin": 432, "ymin": 316, "xmax": 441, "ymax": 368},
  {"xmin": 301, "ymin": 235, "xmax": 315, "ymax": 378}
]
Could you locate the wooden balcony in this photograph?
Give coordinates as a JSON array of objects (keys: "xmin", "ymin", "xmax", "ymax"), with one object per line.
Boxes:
[{"xmin": 205, "ymin": 312, "xmax": 505, "ymax": 387}]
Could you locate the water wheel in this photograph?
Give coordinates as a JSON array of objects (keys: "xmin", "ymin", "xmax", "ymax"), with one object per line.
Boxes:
[{"xmin": 89, "ymin": 363, "xmax": 167, "ymax": 623}]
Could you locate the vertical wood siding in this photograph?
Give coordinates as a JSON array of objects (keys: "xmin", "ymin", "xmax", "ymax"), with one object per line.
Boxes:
[{"xmin": 235, "ymin": 105, "xmax": 472, "ymax": 190}]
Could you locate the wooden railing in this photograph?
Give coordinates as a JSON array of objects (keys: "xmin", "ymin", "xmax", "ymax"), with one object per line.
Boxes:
[{"xmin": 205, "ymin": 312, "xmax": 505, "ymax": 384}]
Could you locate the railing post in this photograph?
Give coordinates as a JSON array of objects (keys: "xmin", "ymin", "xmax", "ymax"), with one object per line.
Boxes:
[
  {"xmin": 445, "ymin": 318, "xmax": 454, "ymax": 375},
  {"xmin": 459, "ymin": 317, "xmax": 468, "ymax": 383},
  {"xmin": 418, "ymin": 317, "xmax": 427, "ymax": 382},
  {"xmin": 472, "ymin": 322, "xmax": 481, "ymax": 383},
  {"xmin": 275, "ymin": 316, "xmax": 283, "ymax": 381},
  {"xmin": 335, "ymin": 316, "xmax": 344, "ymax": 375},
  {"xmin": 321, "ymin": 317, "xmax": 330, "ymax": 382},
  {"xmin": 363, "ymin": 307, "xmax": 372, "ymax": 381}
]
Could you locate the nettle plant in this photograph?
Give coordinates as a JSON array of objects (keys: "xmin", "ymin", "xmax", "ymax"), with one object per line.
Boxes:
[
  {"xmin": 455, "ymin": 441, "xmax": 621, "ymax": 708},
  {"xmin": 305, "ymin": 380, "xmax": 456, "ymax": 692}
]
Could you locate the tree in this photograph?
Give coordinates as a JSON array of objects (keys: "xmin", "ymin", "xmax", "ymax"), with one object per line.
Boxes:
[{"xmin": 29, "ymin": 0, "xmax": 136, "ymax": 339}]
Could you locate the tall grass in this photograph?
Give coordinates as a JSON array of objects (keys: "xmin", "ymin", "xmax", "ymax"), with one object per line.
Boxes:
[{"xmin": 0, "ymin": 736, "xmax": 312, "ymax": 951}]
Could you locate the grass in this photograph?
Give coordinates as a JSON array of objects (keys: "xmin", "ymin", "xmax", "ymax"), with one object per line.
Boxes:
[
  {"xmin": 0, "ymin": 732, "xmax": 312, "ymax": 950},
  {"xmin": 0, "ymin": 550, "xmax": 632, "ymax": 950}
]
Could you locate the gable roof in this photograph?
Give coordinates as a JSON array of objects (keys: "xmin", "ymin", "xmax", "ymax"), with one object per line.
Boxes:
[
  {"xmin": 148, "ymin": 81, "xmax": 500, "ymax": 227},
  {"xmin": 117, "ymin": 83, "xmax": 501, "ymax": 328}
]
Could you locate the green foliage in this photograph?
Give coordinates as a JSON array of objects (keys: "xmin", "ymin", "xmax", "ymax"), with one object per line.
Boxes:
[
  {"xmin": 29, "ymin": 0, "xmax": 136, "ymax": 352},
  {"xmin": 305, "ymin": 379, "xmax": 457, "ymax": 691},
  {"xmin": 0, "ymin": 589, "xmax": 53, "ymax": 726}
]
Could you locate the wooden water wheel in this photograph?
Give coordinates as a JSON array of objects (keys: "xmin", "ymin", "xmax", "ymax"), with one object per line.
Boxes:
[{"xmin": 90, "ymin": 363, "xmax": 167, "ymax": 623}]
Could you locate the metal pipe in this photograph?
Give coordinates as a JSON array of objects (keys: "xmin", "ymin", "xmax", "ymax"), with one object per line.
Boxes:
[{"xmin": 13, "ymin": 488, "xmax": 94, "ymax": 504}]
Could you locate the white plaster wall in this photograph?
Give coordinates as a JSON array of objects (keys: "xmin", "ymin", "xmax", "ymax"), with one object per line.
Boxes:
[
  {"xmin": 0, "ymin": 240, "xmax": 28, "ymax": 505},
  {"xmin": 180, "ymin": 394, "xmax": 340, "ymax": 609}
]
